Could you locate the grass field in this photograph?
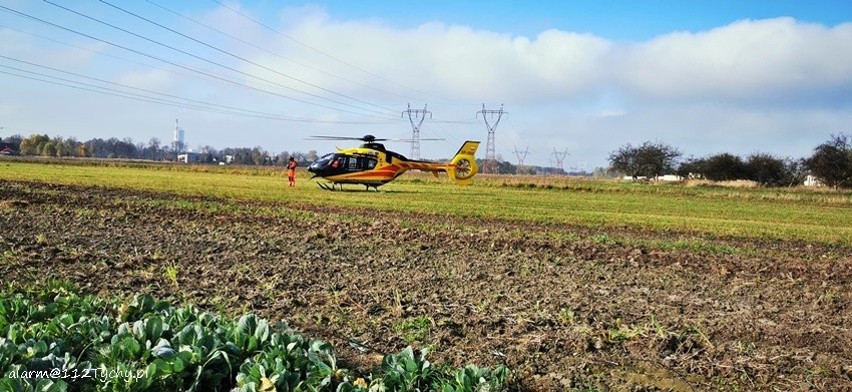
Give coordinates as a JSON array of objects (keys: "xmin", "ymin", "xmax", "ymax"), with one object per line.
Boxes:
[
  {"xmin": 2, "ymin": 158, "xmax": 851, "ymax": 390},
  {"xmin": 1, "ymin": 159, "xmax": 850, "ymax": 246}
]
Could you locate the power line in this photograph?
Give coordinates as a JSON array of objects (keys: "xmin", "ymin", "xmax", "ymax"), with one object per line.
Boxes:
[
  {"xmin": 0, "ymin": 55, "xmax": 234, "ymax": 112},
  {"xmin": 0, "ymin": 61, "xmax": 393, "ymax": 124},
  {"xmin": 40, "ymin": 1, "xmax": 396, "ymax": 118},
  {"xmin": 420, "ymin": 122, "xmax": 462, "ymax": 153},
  {"xmin": 0, "ymin": 22, "xmax": 278, "ymax": 100},
  {"xmin": 0, "ymin": 22, "xmax": 358, "ymax": 115},
  {"xmin": 0, "ymin": 68, "xmax": 248, "ymax": 117},
  {"xmin": 0, "ymin": 54, "xmax": 343, "ymax": 122},
  {"xmin": 43, "ymin": 0, "xmax": 395, "ymax": 118},
  {"xmin": 211, "ymin": 0, "xmax": 436, "ymax": 100},
  {"xmin": 143, "ymin": 0, "xmax": 415, "ymax": 103},
  {"xmin": 0, "ymin": 4, "xmax": 395, "ymax": 119},
  {"xmin": 0, "ymin": 23, "xmax": 150, "ymax": 68},
  {"xmin": 99, "ymin": 0, "xmax": 399, "ymax": 116},
  {"xmin": 432, "ymin": 119, "xmax": 479, "ymax": 124}
]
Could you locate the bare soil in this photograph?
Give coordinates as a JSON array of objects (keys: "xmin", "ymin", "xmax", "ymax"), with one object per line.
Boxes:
[{"xmin": 1, "ymin": 181, "xmax": 851, "ymax": 391}]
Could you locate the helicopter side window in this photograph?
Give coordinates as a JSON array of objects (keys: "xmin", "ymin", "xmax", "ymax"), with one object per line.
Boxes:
[
  {"xmin": 330, "ymin": 155, "xmax": 343, "ymax": 169},
  {"xmin": 347, "ymin": 157, "xmax": 377, "ymax": 171},
  {"xmin": 333, "ymin": 156, "xmax": 343, "ymax": 169},
  {"xmin": 315, "ymin": 153, "xmax": 334, "ymax": 167}
]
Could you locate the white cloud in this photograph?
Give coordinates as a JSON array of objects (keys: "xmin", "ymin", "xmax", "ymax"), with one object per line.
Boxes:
[
  {"xmin": 253, "ymin": 14, "xmax": 852, "ymax": 110},
  {"xmin": 618, "ymin": 18, "xmax": 852, "ymax": 102},
  {"xmin": 253, "ymin": 17, "xmax": 611, "ymax": 104},
  {"xmin": 421, "ymin": 27, "xmax": 611, "ymax": 102}
]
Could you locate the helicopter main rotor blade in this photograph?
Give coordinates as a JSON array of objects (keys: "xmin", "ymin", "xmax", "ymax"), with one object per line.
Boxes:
[
  {"xmin": 307, "ymin": 135, "xmax": 364, "ymax": 140},
  {"xmin": 384, "ymin": 138, "xmax": 445, "ymax": 142},
  {"xmin": 308, "ymin": 135, "xmax": 389, "ymax": 142}
]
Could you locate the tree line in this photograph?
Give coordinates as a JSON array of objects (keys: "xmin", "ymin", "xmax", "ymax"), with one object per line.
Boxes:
[
  {"xmin": 1, "ymin": 132, "xmax": 565, "ymax": 174},
  {"xmin": 3, "ymin": 131, "xmax": 850, "ymax": 188},
  {"xmin": 0, "ymin": 133, "xmax": 318, "ymax": 166},
  {"xmin": 607, "ymin": 133, "xmax": 852, "ymax": 189}
]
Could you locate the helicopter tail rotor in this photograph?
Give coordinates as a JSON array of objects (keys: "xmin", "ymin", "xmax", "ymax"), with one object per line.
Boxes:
[{"xmin": 447, "ymin": 141, "xmax": 480, "ymax": 185}]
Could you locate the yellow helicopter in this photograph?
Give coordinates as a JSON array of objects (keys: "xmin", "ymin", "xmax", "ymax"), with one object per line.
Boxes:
[{"xmin": 307, "ymin": 135, "xmax": 480, "ymax": 190}]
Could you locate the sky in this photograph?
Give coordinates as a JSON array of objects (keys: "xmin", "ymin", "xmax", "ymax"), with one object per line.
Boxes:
[{"xmin": 1, "ymin": 0, "xmax": 851, "ymax": 169}]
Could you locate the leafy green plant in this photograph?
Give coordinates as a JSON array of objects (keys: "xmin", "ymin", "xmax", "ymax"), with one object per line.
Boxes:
[
  {"xmin": 441, "ymin": 364, "xmax": 510, "ymax": 392},
  {"xmin": 0, "ymin": 288, "xmax": 510, "ymax": 392},
  {"xmin": 368, "ymin": 347, "xmax": 509, "ymax": 392},
  {"xmin": 370, "ymin": 347, "xmax": 436, "ymax": 391}
]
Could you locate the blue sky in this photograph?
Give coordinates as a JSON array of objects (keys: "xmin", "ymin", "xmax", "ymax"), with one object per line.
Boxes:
[
  {"xmin": 1, "ymin": 0, "xmax": 851, "ymax": 169},
  {"xmin": 306, "ymin": 0, "xmax": 852, "ymax": 39}
]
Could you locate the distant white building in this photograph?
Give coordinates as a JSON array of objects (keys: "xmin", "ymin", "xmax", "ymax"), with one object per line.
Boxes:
[
  {"xmin": 655, "ymin": 174, "xmax": 684, "ymax": 182},
  {"xmin": 804, "ymin": 174, "xmax": 823, "ymax": 187},
  {"xmin": 177, "ymin": 152, "xmax": 199, "ymax": 164}
]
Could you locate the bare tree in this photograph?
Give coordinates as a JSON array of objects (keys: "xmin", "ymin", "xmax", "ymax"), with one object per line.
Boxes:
[
  {"xmin": 746, "ymin": 153, "xmax": 788, "ymax": 186},
  {"xmin": 805, "ymin": 133, "xmax": 852, "ymax": 189},
  {"xmin": 608, "ymin": 141, "xmax": 681, "ymax": 178}
]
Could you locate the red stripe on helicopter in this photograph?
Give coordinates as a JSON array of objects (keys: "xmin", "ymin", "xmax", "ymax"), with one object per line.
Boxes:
[{"xmin": 347, "ymin": 171, "xmax": 396, "ymax": 179}]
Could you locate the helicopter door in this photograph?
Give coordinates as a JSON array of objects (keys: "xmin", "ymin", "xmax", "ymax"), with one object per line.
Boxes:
[
  {"xmin": 339, "ymin": 156, "xmax": 377, "ymax": 172},
  {"xmin": 363, "ymin": 157, "xmax": 377, "ymax": 169}
]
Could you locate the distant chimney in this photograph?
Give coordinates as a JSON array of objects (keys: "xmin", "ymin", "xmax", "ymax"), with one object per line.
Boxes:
[{"xmin": 173, "ymin": 119, "xmax": 185, "ymax": 153}]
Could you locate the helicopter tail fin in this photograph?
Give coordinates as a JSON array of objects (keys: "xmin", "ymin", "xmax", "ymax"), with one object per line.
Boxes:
[{"xmin": 447, "ymin": 141, "xmax": 480, "ymax": 185}]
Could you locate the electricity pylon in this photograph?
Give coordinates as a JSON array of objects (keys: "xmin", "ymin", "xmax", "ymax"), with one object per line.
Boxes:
[
  {"xmin": 552, "ymin": 148, "xmax": 569, "ymax": 174},
  {"xmin": 477, "ymin": 103, "xmax": 506, "ymax": 174},
  {"xmin": 402, "ymin": 103, "xmax": 431, "ymax": 160},
  {"xmin": 514, "ymin": 146, "xmax": 529, "ymax": 166}
]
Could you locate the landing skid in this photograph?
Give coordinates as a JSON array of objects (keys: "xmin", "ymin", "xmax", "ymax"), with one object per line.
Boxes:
[
  {"xmin": 317, "ymin": 182, "xmax": 341, "ymax": 191},
  {"xmin": 316, "ymin": 182, "xmax": 381, "ymax": 192}
]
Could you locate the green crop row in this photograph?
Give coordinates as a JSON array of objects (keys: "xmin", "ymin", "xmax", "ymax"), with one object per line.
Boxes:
[{"xmin": 0, "ymin": 285, "xmax": 508, "ymax": 392}]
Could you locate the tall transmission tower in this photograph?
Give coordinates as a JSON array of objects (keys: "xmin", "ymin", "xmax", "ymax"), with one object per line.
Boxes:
[
  {"xmin": 477, "ymin": 103, "xmax": 506, "ymax": 174},
  {"xmin": 552, "ymin": 148, "xmax": 569, "ymax": 174},
  {"xmin": 401, "ymin": 103, "xmax": 431, "ymax": 160},
  {"xmin": 173, "ymin": 119, "xmax": 185, "ymax": 153},
  {"xmin": 513, "ymin": 146, "xmax": 529, "ymax": 166}
]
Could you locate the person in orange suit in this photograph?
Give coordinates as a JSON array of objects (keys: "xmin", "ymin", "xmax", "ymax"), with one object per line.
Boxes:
[{"xmin": 287, "ymin": 157, "xmax": 297, "ymax": 187}]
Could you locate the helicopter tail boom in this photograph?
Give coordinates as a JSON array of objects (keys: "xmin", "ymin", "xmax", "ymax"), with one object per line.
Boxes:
[{"xmin": 396, "ymin": 141, "xmax": 479, "ymax": 185}]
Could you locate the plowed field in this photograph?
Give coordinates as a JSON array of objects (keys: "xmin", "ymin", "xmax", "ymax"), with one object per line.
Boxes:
[{"xmin": 2, "ymin": 180, "xmax": 850, "ymax": 391}]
